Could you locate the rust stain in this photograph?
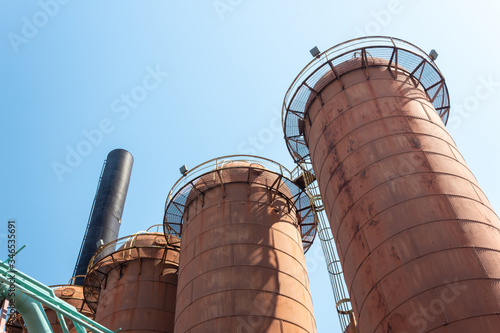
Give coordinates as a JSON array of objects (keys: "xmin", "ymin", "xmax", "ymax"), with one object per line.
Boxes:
[
  {"xmin": 304, "ymin": 56, "xmax": 500, "ymax": 332},
  {"xmin": 174, "ymin": 163, "xmax": 317, "ymax": 333}
]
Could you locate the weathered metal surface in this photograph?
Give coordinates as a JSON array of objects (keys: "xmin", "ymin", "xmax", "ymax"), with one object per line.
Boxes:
[
  {"xmin": 282, "ymin": 37, "xmax": 454, "ymax": 333},
  {"xmin": 86, "ymin": 232, "xmax": 180, "ymax": 333},
  {"xmin": 4, "ymin": 310, "xmax": 27, "ymax": 333},
  {"xmin": 302, "ymin": 56, "xmax": 500, "ymax": 332},
  {"xmin": 174, "ymin": 161, "xmax": 317, "ymax": 333},
  {"xmin": 164, "ymin": 156, "xmax": 317, "ymax": 253},
  {"xmin": 44, "ymin": 285, "xmax": 93, "ymax": 333}
]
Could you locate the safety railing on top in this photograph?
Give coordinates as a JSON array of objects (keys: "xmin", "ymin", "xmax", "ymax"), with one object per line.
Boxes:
[
  {"xmin": 163, "ymin": 155, "xmax": 317, "ymax": 253},
  {"xmin": 86, "ymin": 228, "xmax": 179, "ymax": 276},
  {"xmin": 46, "ymin": 275, "xmax": 87, "ymax": 290},
  {"xmin": 282, "ymin": 36, "xmax": 450, "ymax": 167},
  {"xmin": 164, "ymin": 155, "xmax": 290, "ymax": 206},
  {"xmin": 83, "ymin": 228, "xmax": 180, "ymax": 314}
]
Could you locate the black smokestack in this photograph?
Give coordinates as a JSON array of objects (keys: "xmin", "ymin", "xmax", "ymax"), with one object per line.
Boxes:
[{"xmin": 73, "ymin": 149, "xmax": 133, "ymax": 285}]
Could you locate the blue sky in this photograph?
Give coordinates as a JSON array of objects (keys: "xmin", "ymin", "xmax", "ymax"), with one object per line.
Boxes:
[{"xmin": 1, "ymin": 1, "xmax": 499, "ymax": 332}]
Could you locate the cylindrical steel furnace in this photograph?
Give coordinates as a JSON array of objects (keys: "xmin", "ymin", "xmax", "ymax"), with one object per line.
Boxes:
[
  {"xmin": 84, "ymin": 226, "xmax": 180, "ymax": 333},
  {"xmin": 282, "ymin": 37, "xmax": 500, "ymax": 332},
  {"xmin": 164, "ymin": 156, "xmax": 317, "ymax": 333},
  {"xmin": 44, "ymin": 279, "xmax": 94, "ymax": 333}
]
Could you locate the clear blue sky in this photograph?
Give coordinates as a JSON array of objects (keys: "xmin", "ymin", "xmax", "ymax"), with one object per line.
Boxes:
[{"xmin": 1, "ymin": 1, "xmax": 499, "ymax": 332}]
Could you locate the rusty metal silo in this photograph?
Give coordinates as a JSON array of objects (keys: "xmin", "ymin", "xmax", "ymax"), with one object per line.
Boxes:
[
  {"xmin": 43, "ymin": 278, "xmax": 94, "ymax": 333},
  {"xmin": 83, "ymin": 225, "xmax": 180, "ymax": 333},
  {"xmin": 164, "ymin": 155, "xmax": 317, "ymax": 333},
  {"xmin": 282, "ymin": 37, "xmax": 500, "ymax": 332}
]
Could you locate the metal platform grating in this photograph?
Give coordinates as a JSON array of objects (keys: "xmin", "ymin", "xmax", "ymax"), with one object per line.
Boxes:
[
  {"xmin": 163, "ymin": 155, "xmax": 317, "ymax": 253},
  {"xmin": 283, "ymin": 36, "xmax": 451, "ymax": 167}
]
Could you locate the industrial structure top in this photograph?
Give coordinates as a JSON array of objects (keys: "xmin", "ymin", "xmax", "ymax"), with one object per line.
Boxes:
[
  {"xmin": 282, "ymin": 36, "xmax": 450, "ymax": 166},
  {"xmin": 163, "ymin": 155, "xmax": 317, "ymax": 252}
]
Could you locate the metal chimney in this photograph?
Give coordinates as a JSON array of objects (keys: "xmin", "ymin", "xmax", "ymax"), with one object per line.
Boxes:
[{"xmin": 72, "ymin": 149, "xmax": 133, "ymax": 285}]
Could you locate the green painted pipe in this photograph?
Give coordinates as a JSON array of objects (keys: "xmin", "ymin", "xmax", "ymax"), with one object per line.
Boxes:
[
  {"xmin": 0, "ymin": 260, "xmax": 115, "ymax": 333},
  {"xmin": 0, "ymin": 284, "xmax": 52, "ymax": 332}
]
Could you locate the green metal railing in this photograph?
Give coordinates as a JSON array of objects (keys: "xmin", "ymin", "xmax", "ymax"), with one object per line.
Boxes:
[{"xmin": 0, "ymin": 257, "xmax": 118, "ymax": 333}]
